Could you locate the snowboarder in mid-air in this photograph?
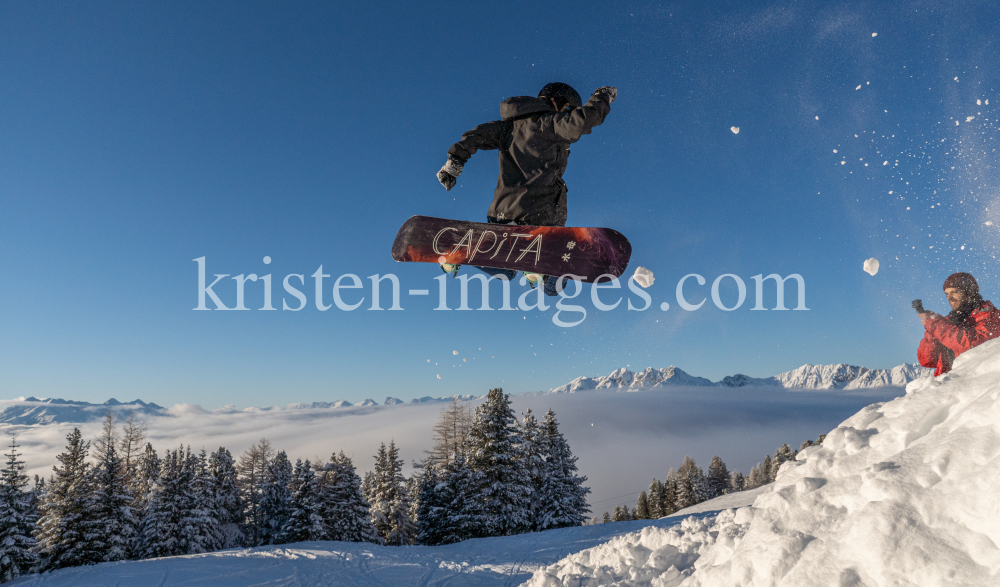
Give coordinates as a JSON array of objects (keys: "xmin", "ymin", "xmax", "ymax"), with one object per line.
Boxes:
[{"xmin": 435, "ymin": 82, "xmax": 617, "ymax": 295}]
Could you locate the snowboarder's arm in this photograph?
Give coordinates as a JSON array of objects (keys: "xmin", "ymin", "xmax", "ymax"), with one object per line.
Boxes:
[
  {"xmin": 551, "ymin": 88, "xmax": 614, "ymax": 142},
  {"xmin": 917, "ymin": 331, "xmax": 946, "ymax": 370},
  {"xmin": 437, "ymin": 120, "xmax": 505, "ymax": 190},
  {"xmin": 447, "ymin": 120, "xmax": 506, "ymax": 164}
]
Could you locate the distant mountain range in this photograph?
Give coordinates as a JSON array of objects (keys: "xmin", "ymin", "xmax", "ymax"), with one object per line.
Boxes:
[
  {"xmin": 550, "ymin": 363, "xmax": 932, "ymax": 393},
  {"xmin": 0, "ymin": 397, "xmax": 166, "ymax": 426},
  {"xmin": 0, "ymin": 364, "xmax": 930, "ymax": 426}
]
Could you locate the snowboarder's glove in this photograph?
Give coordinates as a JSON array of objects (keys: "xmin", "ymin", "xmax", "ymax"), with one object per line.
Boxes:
[
  {"xmin": 594, "ymin": 86, "xmax": 617, "ymax": 104},
  {"xmin": 437, "ymin": 157, "xmax": 464, "ymax": 191}
]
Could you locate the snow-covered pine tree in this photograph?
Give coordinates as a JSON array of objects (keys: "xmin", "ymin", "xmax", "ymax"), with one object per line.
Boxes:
[
  {"xmin": 634, "ymin": 491, "xmax": 651, "ymax": 520},
  {"xmin": 90, "ymin": 418, "xmax": 136, "ymax": 563},
  {"xmin": 425, "ymin": 398, "xmax": 474, "ymax": 470},
  {"xmin": 236, "ymin": 438, "xmax": 273, "ymax": 546},
  {"xmin": 706, "ymin": 456, "xmax": 730, "ymax": 499},
  {"xmin": 761, "ymin": 454, "xmax": 773, "ymax": 482},
  {"xmin": 131, "ymin": 443, "xmax": 159, "ymax": 513},
  {"xmin": 601, "ymin": 511, "xmax": 611, "ymax": 523},
  {"xmin": 746, "ymin": 463, "xmax": 768, "ymax": 489},
  {"xmin": 322, "ymin": 452, "xmax": 378, "ymax": 543},
  {"xmin": 675, "ymin": 456, "xmax": 702, "ymax": 510},
  {"xmin": 534, "ymin": 409, "xmax": 590, "ymax": 531},
  {"xmin": 367, "ymin": 441, "xmax": 414, "ymax": 545},
  {"xmin": 415, "ymin": 466, "xmax": 448, "ymax": 545},
  {"xmin": 519, "ymin": 409, "xmax": 544, "ymax": 529},
  {"xmin": 662, "ymin": 469, "xmax": 679, "ymax": 515},
  {"xmin": 729, "ymin": 470, "xmax": 746, "ymax": 492},
  {"xmin": 138, "ymin": 447, "xmax": 188, "ymax": 559},
  {"xmin": 366, "ymin": 443, "xmax": 392, "ymax": 541},
  {"xmin": 34, "ymin": 427, "xmax": 101, "ymax": 571},
  {"xmin": 440, "ymin": 452, "xmax": 480, "ymax": 543},
  {"xmin": 465, "ymin": 388, "xmax": 534, "ymax": 537},
  {"xmin": 0, "ymin": 436, "xmax": 37, "ymax": 581},
  {"xmin": 209, "ymin": 447, "xmax": 244, "ymax": 548},
  {"xmin": 278, "ymin": 459, "xmax": 325, "ymax": 543},
  {"xmin": 257, "ymin": 450, "xmax": 292, "ymax": 546},
  {"xmin": 647, "ymin": 479, "xmax": 663, "ymax": 518},
  {"xmin": 184, "ymin": 449, "xmax": 221, "ymax": 554},
  {"xmin": 406, "ymin": 474, "xmax": 420, "ymax": 529},
  {"xmin": 387, "ymin": 481, "xmax": 416, "ymax": 546}
]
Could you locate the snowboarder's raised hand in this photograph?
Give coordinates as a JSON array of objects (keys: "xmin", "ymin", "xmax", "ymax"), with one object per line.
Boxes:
[
  {"xmin": 594, "ymin": 86, "xmax": 617, "ymax": 104},
  {"xmin": 437, "ymin": 157, "xmax": 464, "ymax": 191}
]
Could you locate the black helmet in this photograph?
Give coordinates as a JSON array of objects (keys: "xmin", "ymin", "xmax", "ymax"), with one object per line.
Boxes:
[{"xmin": 538, "ymin": 82, "xmax": 582, "ymax": 110}]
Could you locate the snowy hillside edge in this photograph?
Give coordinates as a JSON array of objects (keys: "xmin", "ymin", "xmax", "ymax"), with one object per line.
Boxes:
[{"xmin": 526, "ymin": 339, "xmax": 1000, "ymax": 586}]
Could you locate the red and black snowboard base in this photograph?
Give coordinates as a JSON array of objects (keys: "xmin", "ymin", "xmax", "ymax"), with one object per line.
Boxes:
[{"xmin": 391, "ymin": 216, "xmax": 631, "ymax": 282}]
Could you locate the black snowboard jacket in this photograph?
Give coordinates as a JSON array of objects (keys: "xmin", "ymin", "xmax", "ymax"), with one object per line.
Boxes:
[{"xmin": 446, "ymin": 91, "xmax": 612, "ymax": 226}]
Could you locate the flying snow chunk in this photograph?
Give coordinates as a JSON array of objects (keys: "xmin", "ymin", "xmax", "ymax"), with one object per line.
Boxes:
[
  {"xmin": 986, "ymin": 221, "xmax": 994, "ymax": 226},
  {"xmin": 452, "ymin": 350, "xmax": 459, "ymax": 355},
  {"xmin": 856, "ymin": 85, "xmax": 862, "ymax": 90},
  {"xmin": 967, "ymin": 116, "xmax": 975, "ymax": 122},
  {"xmin": 632, "ymin": 267, "xmax": 655, "ymax": 288},
  {"xmin": 863, "ymin": 258, "xmax": 879, "ymax": 276},
  {"xmin": 436, "ymin": 374, "xmax": 441, "ymax": 379},
  {"xmin": 730, "ymin": 126, "xmax": 740, "ymax": 134},
  {"xmin": 978, "ymin": 99, "xmax": 983, "ymax": 105},
  {"xmin": 872, "ymin": 32, "xmax": 878, "ymax": 37}
]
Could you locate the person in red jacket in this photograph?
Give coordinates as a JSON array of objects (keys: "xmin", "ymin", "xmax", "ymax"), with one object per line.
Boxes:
[{"xmin": 917, "ymin": 272, "xmax": 1000, "ymax": 375}]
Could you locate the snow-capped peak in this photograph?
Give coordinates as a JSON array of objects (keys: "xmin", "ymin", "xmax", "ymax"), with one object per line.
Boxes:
[{"xmin": 551, "ymin": 362, "xmax": 932, "ymax": 392}]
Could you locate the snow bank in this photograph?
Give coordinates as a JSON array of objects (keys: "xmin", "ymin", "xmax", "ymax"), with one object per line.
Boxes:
[
  {"xmin": 527, "ymin": 338, "xmax": 1000, "ymax": 586},
  {"xmin": 522, "ymin": 511, "xmax": 743, "ymax": 587}
]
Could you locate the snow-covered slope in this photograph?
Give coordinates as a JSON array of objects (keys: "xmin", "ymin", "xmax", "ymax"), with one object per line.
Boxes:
[
  {"xmin": 682, "ymin": 339, "xmax": 1000, "ymax": 586},
  {"xmin": 0, "ymin": 397, "xmax": 165, "ymax": 425},
  {"xmin": 530, "ymin": 338, "xmax": 1000, "ymax": 586},
  {"xmin": 553, "ymin": 363, "xmax": 932, "ymax": 392}
]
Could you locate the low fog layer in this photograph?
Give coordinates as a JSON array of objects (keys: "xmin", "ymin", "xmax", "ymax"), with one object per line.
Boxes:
[{"xmin": 2, "ymin": 387, "xmax": 904, "ymax": 508}]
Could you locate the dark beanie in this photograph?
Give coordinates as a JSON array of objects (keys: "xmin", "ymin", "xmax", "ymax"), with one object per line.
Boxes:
[{"xmin": 943, "ymin": 272, "xmax": 979, "ymax": 295}]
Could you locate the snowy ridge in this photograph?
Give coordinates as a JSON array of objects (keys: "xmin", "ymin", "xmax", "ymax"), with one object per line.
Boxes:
[
  {"xmin": 772, "ymin": 362, "xmax": 930, "ymax": 389},
  {"xmin": 531, "ymin": 338, "xmax": 1000, "ymax": 586},
  {"xmin": 0, "ymin": 397, "xmax": 165, "ymax": 425},
  {"xmin": 552, "ymin": 363, "xmax": 932, "ymax": 393},
  {"xmin": 552, "ymin": 367, "xmax": 715, "ymax": 393}
]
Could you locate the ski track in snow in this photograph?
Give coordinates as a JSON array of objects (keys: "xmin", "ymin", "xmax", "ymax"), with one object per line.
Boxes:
[{"xmin": 7, "ymin": 492, "xmax": 761, "ymax": 587}]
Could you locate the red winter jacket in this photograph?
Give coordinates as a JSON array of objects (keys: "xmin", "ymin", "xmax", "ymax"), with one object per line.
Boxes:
[{"xmin": 918, "ymin": 300, "xmax": 1000, "ymax": 376}]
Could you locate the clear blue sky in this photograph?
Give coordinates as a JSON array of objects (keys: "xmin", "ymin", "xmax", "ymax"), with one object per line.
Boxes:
[{"xmin": 2, "ymin": 1, "xmax": 998, "ymax": 408}]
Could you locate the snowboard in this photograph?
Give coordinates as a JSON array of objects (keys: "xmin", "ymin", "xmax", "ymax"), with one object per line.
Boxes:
[{"xmin": 391, "ymin": 215, "xmax": 632, "ymax": 282}]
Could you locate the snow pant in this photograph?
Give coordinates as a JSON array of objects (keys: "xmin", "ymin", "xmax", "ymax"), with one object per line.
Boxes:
[{"xmin": 474, "ymin": 216, "xmax": 561, "ymax": 297}]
